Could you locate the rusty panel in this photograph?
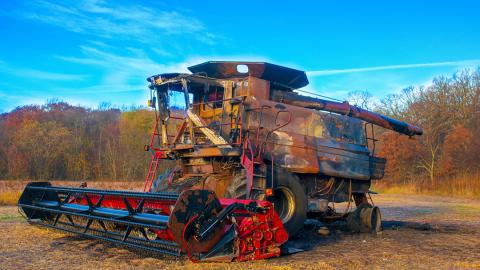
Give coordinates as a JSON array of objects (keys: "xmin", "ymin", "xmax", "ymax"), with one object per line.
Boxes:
[
  {"xmin": 369, "ymin": 156, "xmax": 386, "ymax": 179},
  {"xmin": 248, "ymin": 77, "xmax": 270, "ymax": 99},
  {"xmin": 271, "ymin": 90, "xmax": 422, "ymax": 136},
  {"xmin": 181, "ymin": 147, "xmax": 241, "ymax": 158},
  {"xmin": 245, "ymin": 98, "xmax": 372, "ymax": 179}
]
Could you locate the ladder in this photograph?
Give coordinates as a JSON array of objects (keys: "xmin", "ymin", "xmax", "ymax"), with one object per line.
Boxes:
[
  {"xmin": 143, "ymin": 155, "xmax": 160, "ymax": 192},
  {"xmin": 241, "ymin": 138, "xmax": 269, "ymax": 198}
]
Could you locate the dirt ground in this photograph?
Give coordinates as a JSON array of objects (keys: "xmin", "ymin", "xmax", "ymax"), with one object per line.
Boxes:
[{"xmin": 1, "ymin": 193, "xmax": 480, "ymax": 270}]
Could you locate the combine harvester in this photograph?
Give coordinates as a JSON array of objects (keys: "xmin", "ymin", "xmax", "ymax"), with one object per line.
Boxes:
[{"xmin": 18, "ymin": 61, "xmax": 422, "ymax": 262}]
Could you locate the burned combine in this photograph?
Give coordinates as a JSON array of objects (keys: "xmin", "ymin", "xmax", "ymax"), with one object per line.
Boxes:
[{"xmin": 18, "ymin": 61, "xmax": 422, "ymax": 262}]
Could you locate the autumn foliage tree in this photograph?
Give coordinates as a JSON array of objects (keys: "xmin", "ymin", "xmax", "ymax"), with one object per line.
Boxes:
[
  {"xmin": 0, "ymin": 101, "xmax": 154, "ymax": 181},
  {"xmin": 375, "ymin": 68, "xmax": 480, "ymax": 185},
  {"xmin": 378, "ymin": 131, "xmax": 423, "ymax": 184},
  {"xmin": 439, "ymin": 125, "xmax": 476, "ymax": 176}
]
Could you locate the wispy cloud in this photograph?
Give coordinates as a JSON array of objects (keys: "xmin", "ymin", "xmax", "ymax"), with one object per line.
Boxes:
[
  {"xmin": 56, "ymin": 45, "xmax": 268, "ymax": 94},
  {"xmin": 57, "ymin": 45, "xmax": 169, "ymax": 91},
  {"xmin": 16, "ymin": 0, "xmax": 216, "ymax": 45},
  {"xmin": 13, "ymin": 69, "xmax": 87, "ymax": 81},
  {"xmin": 0, "ymin": 60, "xmax": 87, "ymax": 81},
  {"xmin": 3, "ymin": 0, "xmax": 223, "ymax": 98},
  {"xmin": 307, "ymin": 59, "xmax": 480, "ymax": 76}
]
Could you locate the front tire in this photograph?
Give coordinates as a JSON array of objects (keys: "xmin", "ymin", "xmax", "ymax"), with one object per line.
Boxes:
[
  {"xmin": 269, "ymin": 167, "xmax": 307, "ymax": 236},
  {"xmin": 225, "ymin": 167, "xmax": 307, "ymax": 236}
]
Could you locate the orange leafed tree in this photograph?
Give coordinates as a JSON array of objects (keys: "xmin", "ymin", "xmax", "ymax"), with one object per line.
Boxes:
[
  {"xmin": 379, "ymin": 131, "xmax": 423, "ymax": 184},
  {"xmin": 439, "ymin": 125, "xmax": 475, "ymax": 176}
]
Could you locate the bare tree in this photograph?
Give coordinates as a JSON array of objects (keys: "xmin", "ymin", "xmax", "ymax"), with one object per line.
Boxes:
[{"xmin": 347, "ymin": 90, "xmax": 375, "ymax": 110}]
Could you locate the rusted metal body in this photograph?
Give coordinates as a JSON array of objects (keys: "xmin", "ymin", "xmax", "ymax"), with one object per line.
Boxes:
[{"xmin": 143, "ymin": 61, "xmax": 422, "ymax": 230}]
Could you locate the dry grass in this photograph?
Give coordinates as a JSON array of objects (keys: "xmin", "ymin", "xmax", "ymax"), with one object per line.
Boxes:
[
  {"xmin": 0, "ymin": 191, "xmax": 22, "ymax": 206},
  {"xmin": 2, "ymin": 194, "xmax": 480, "ymax": 269},
  {"xmin": 374, "ymin": 173, "xmax": 480, "ymax": 199},
  {"xmin": 0, "ymin": 180, "xmax": 143, "ymax": 206}
]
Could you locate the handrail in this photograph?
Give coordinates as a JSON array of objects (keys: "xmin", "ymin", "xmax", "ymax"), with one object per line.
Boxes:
[
  {"xmin": 189, "ymin": 97, "xmax": 246, "ymax": 111},
  {"xmin": 364, "ymin": 122, "xmax": 378, "ymax": 155},
  {"xmin": 241, "ymin": 138, "xmax": 256, "ymax": 196}
]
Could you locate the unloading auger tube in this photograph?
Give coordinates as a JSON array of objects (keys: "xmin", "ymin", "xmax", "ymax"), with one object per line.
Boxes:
[
  {"xmin": 18, "ymin": 182, "xmax": 288, "ymax": 262},
  {"xmin": 271, "ymin": 90, "xmax": 423, "ymax": 136}
]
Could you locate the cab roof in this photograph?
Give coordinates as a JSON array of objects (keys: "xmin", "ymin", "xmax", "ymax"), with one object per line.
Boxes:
[
  {"xmin": 148, "ymin": 61, "xmax": 309, "ymax": 91},
  {"xmin": 188, "ymin": 61, "xmax": 309, "ymax": 90}
]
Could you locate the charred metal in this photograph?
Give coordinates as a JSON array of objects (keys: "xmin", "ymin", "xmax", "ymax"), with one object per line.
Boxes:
[{"xmin": 143, "ymin": 61, "xmax": 422, "ymax": 234}]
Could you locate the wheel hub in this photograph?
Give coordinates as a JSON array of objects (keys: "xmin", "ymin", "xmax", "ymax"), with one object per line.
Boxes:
[{"xmin": 271, "ymin": 186, "xmax": 295, "ymax": 224}]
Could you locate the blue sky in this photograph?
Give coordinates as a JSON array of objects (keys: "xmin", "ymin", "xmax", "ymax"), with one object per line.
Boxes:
[{"xmin": 1, "ymin": 0, "xmax": 479, "ymax": 112}]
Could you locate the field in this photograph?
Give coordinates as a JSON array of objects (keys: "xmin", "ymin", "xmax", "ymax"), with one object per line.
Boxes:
[
  {"xmin": 373, "ymin": 173, "xmax": 480, "ymax": 200},
  {"xmin": 1, "ymin": 181, "xmax": 480, "ymax": 269}
]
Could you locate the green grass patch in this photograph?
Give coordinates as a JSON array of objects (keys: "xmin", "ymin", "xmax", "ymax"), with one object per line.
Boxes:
[
  {"xmin": 0, "ymin": 214, "xmax": 23, "ymax": 222},
  {"xmin": 451, "ymin": 204, "xmax": 480, "ymax": 215}
]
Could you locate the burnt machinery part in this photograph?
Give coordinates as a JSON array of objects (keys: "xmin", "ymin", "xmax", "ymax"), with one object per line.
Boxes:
[
  {"xmin": 168, "ymin": 189, "xmax": 224, "ymax": 254},
  {"xmin": 225, "ymin": 171, "xmax": 248, "ymax": 199},
  {"xmin": 18, "ymin": 182, "xmax": 181, "ymax": 256},
  {"xmin": 17, "ymin": 182, "xmax": 289, "ymax": 262},
  {"xmin": 226, "ymin": 167, "xmax": 307, "ymax": 236},
  {"xmin": 346, "ymin": 203, "xmax": 382, "ymax": 233},
  {"xmin": 271, "ymin": 90, "xmax": 423, "ymax": 136}
]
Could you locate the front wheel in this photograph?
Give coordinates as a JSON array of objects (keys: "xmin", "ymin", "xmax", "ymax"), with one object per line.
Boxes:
[
  {"xmin": 225, "ymin": 167, "xmax": 307, "ymax": 236},
  {"xmin": 268, "ymin": 167, "xmax": 307, "ymax": 236}
]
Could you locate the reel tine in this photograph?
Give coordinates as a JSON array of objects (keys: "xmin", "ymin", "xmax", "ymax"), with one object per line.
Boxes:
[
  {"xmin": 63, "ymin": 193, "xmax": 71, "ymax": 204},
  {"xmin": 84, "ymin": 194, "xmax": 94, "ymax": 208},
  {"xmin": 53, "ymin": 213, "xmax": 62, "ymax": 226},
  {"xmin": 123, "ymin": 197, "xmax": 134, "ymax": 214},
  {"xmin": 122, "ymin": 226, "xmax": 133, "ymax": 242},
  {"xmin": 95, "ymin": 195, "xmax": 104, "ymax": 208},
  {"xmin": 65, "ymin": 215, "xmax": 75, "ymax": 226},
  {"xmin": 136, "ymin": 198, "xmax": 145, "ymax": 213},
  {"xmin": 140, "ymin": 228, "xmax": 149, "ymax": 240},
  {"xmin": 97, "ymin": 220, "xmax": 108, "ymax": 232},
  {"xmin": 84, "ymin": 219, "xmax": 93, "ymax": 233}
]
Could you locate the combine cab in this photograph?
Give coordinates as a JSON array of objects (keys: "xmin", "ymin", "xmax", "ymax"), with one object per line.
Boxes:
[{"xmin": 18, "ymin": 61, "xmax": 422, "ymax": 262}]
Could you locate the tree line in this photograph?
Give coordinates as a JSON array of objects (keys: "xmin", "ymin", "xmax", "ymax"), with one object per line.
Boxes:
[
  {"xmin": 349, "ymin": 68, "xmax": 480, "ymax": 185},
  {"xmin": 0, "ymin": 102, "xmax": 155, "ymax": 180}
]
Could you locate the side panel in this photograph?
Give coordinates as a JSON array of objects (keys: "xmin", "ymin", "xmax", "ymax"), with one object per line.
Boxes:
[{"xmin": 245, "ymin": 98, "xmax": 372, "ymax": 180}]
